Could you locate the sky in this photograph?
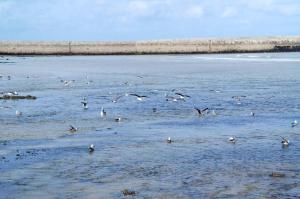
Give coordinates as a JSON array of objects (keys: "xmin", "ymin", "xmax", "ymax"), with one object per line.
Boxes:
[{"xmin": 0, "ymin": 0, "xmax": 300, "ymax": 41}]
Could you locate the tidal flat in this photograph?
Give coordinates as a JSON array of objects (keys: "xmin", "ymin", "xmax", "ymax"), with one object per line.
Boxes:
[{"xmin": 0, "ymin": 53, "xmax": 300, "ymax": 198}]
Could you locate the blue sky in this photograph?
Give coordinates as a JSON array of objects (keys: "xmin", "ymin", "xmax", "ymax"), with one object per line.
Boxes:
[{"xmin": 0, "ymin": 0, "xmax": 300, "ymax": 41}]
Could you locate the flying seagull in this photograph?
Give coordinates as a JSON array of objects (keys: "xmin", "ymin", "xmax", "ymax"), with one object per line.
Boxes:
[
  {"xmin": 175, "ymin": 92, "xmax": 190, "ymax": 99},
  {"xmin": 81, "ymin": 101, "xmax": 88, "ymax": 109},
  {"xmin": 69, "ymin": 125, "xmax": 78, "ymax": 132},
  {"xmin": 130, "ymin": 94, "xmax": 147, "ymax": 101},
  {"xmin": 194, "ymin": 108, "xmax": 209, "ymax": 116},
  {"xmin": 89, "ymin": 144, "xmax": 95, "ymax": 153}
]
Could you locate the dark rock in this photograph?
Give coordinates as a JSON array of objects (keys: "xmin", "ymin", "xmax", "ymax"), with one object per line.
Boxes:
[
  {"xmin": 122, "ymin": 189, "xmax": 136, "ymax": 197},
  {"xmin": 270, "ymin": 172, "xmax": 285, "ymax": 178},
  {"xmin": 0, "ymin": 95, "xmax": 37, "ymax": 100}
]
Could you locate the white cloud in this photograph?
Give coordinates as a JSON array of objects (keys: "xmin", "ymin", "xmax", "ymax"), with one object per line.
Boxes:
[
  {"xmin": 221, "ymin": 7, "xmax": 237, "ymax": 18},
  {"xmin": 184, "ymin": 5, "xmax": 204, "ymax": 18}
]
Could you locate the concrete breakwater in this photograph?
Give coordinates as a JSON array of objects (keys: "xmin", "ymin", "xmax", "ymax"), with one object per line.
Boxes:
[{"xmin": 1, "ymin": 36, "xmax": 300, "ymax": 55}]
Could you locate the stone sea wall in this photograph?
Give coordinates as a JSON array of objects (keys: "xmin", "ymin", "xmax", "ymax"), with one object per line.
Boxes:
[{"xmin": 1, "ymin": 36, "xmax": 300, "ymax": 55}]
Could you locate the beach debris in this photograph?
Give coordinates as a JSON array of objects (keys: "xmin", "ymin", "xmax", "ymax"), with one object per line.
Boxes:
[
  {"xmin": 152, "ymin": 108, "xmax": 157, "ymax": 113},
  {"xmin": 15, "ymin": 110, "xmax": 22, "ymax": 117},
  {"xmin": 281, "ymin": 137, "xmax": 289, "ymax": 146},
  {"xmin": 228, "ymin": 136, "xmax": 236, "ymax": 144},
  {"xmin": 167, "ymin": 137, "xmax": 172, "ymax": 143},
  {"xmin": 291, "ymin": 120, "xmax": 298, "ymax": 127},
  {"xmin": 130, "ymin": 93, "xmax": 147, "ymax": 101},
  {"xmin": 69, "ymin": 125, "xmax": 78, "ymax": 132},
  {"xmin": 270, "ymin": 172, "xmax": 285, "ymax": 178},
  {"xmin": 89, "ymin": 144, "xmax": 95, "ymax": 153},
  {"xmin": 122, "ymin": 189, "xmax": 136, "ymax": 197},
  {"xmin": 194, "ymin": 108, "xmax": 209, "ymax": 116}
]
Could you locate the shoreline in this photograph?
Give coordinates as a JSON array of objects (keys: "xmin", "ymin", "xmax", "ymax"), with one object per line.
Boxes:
[{"xmin": 1, "ymin": 36, "xmax": 300, "ymax": 55}]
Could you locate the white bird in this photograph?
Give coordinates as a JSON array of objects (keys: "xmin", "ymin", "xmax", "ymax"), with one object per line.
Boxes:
[
  {"xmin": 16, "ymin": 110, "xmax": 22, "ymax": 117},
  {"xmin": 228, "ymin": 136, "xmax": 236, "ymax": 143},
  {"xmin": 89, "ymin": 144, "xmax": 95, "ymax": 152},
  {"xmin": 211, "ymin": 110, "xmax": 217, "ymax": 116},
  {"xmin": 291, "ymin": 120, "xmax": 298, "ymax": 127},
  {"xmin": 167, "ymin": 137, "xmax": 172, "ymax": 143},
  {"xmin": 100, "ymin": 107, "xmax": 106, "ymax": 117},
  {"xmin": 6, "ymin": 91, "xmax": 18, "ymax": 96},
  {"xmin": 281, "ymin": 137, "xmax": 289, "ymax": 146},
  {"xmin": 250, "ymin": 112, "xmax": 255, "ymax": 117}
]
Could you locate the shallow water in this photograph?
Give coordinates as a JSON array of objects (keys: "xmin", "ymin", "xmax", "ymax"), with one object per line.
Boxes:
[{"xmin": 0, "ymin": 53, "xmax": 300, "ymax": 198}]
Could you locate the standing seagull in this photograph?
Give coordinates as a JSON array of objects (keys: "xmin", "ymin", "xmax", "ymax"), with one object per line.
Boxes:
[
  {"xmin": 167, "ymin": 137, "xmax": 172, "ymax": 143},
  {"xmin": 130, "ymin": 94, "xmax": 147, "ymax": 101},
  {"xmin": 250, "ymin": 112, "xmax": 255, "ymax": 117},
  {"xmin": 16, "ymin": 110, "xmax": 22, "ymax": 117},
  {"xmin": 100, "ymin": 107, "xmax": 106, "ymax": 118},
  {"xmin": 291, "ymin": 120, "xmax": 298, "ymax": 127},
  {"xmin": 228, "ymin": 136, "xmax": 236, "ymax": 144}
]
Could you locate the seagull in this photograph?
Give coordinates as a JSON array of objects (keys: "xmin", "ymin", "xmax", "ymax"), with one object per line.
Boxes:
[
  {"xmin": 281, "ymin": 137, "xmax": 289, "ymax": 146},
  {"xmin": 291, "ymin": 120, "xmax": 298, "ymax": 127},
  {"xmin": 130, "ymin": 94, "xmax": 147, "ymax": 101},
  {"xmin": 89, "ymin": 144, "xmax": 95, "ymax": 153},
  {"xmin": 69, "ymin": 125, "xmax": 78, "ymax": 132},
  {"xmin": 112, "ymin": 95, "xmax": 123, "ymax": 103},
  {"xmin": 165, "ymin": 95, "xmax": 184, "ymax": 102},
  {"xmin": 115, "ymin": 117, "xmax": 122, "ymax": 122},
  {"xmin": 175, "ymin": 92, "xmax": 190, "ymax": 99},
  {"xmin": 100, "ymin": 107, "xmax": 106, "ymax": 117},
  {"xmin": 194, "ymin": 108, "xmax": 209, "ymax": 116},
  {"xmin": 250, "ymin": 112, "xmax": 255, "ymax": 117},
  {"xmin": 211, "ymin": 110, "xmax": 217, "ymax": 116},
  {"xmin": 6, "ymin": 91, "xmax": 18, "ymax": 96},
  {"xmin": 16, "ymin": 110, "xmax": 22, "ymax": 117},
  {"xmin": 167, "ymin": 137, "xmax": 172, "ymax": 143},
  {"xmin": 228, "ymin": 136, "xmax": 236, "ymax": 143},
  {"xmin": 63, "ymin": 80, "xmax": 74, "ymax": 86},
  {"xmin": 81, "ymin": 101, "xmax": 88, "ymax": 109}
]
